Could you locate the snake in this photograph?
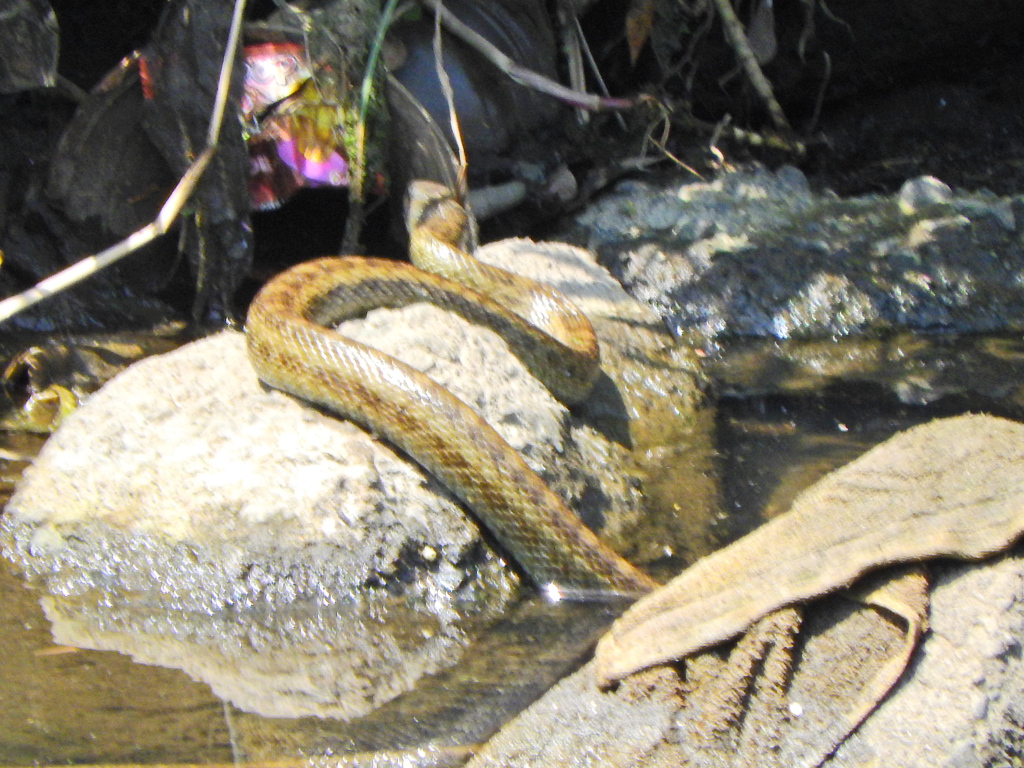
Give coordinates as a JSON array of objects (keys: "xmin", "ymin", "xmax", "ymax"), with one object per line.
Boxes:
[{"xmin": 245, "ymin": 180, "xmax": 657, "ymax": 597}]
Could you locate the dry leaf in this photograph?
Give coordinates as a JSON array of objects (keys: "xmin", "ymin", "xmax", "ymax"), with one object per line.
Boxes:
[
  {"xmin": 596, "ymin": 414, "xmax": 1024, "ymax": 684},
  {"xmin": 625, "ymin": 0, "xmax": 655, "ymax": 65}
]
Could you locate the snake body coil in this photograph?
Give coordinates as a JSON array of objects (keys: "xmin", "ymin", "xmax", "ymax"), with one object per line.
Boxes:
[{"xmin": 245, "ymin": 181, "xmax": 655, "ymax": 596}]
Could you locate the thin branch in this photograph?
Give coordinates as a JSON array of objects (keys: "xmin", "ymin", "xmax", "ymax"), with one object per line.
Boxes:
[
  {"xmin": 432, "ymin": 0, "xmax": 468, "ymax": 197},
  {"xmin": 208, "ymin": 0, "xmax": 246, "ymax": 147},
  {"xmin": 418, "ymin": 0, "xmax": 633, "ymax": 112},
  {"xmin": 572, "ymin": 14, "xmax": 627, "ymax": 130}
]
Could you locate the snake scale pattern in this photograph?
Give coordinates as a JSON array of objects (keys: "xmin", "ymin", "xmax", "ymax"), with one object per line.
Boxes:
[{"xmin": 245, "ymin": 181, "xmax": 656, "ymax": 597}]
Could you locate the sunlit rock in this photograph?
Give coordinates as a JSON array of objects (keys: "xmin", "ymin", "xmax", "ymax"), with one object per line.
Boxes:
[
  {"xmin": 1, "ymin": 239, "xmax": 709, "ymax": 720},
  {"xmin": 566, "ymin": 165, "xmax": 1024, "ymax": 342}
]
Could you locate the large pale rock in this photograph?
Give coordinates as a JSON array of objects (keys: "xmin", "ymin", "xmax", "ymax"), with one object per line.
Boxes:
[{"xmin": 1, "ymin": 239, "xmax": 708, "ymax": 720}]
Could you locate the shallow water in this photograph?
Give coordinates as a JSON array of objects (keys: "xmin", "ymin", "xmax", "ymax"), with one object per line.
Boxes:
[
  {"xmin": 2, "ymin": 332, "xmax": 1023, "ymax": 765},
  {"xmin": 0, "ymin": 555, "xmax": 233, "ymax": 764}
]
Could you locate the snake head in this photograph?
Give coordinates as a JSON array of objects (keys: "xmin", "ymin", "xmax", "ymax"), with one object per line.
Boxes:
[{"xmin": 406, "ymin": 181, "xmax": 473, "ymax": 251}]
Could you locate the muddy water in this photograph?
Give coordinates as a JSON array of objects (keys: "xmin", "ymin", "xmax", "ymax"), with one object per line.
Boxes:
[
  {"xmin": 0, "ymin": 562, "xmax": 232, "ymax": 764},
  {"xmin": 2, "ymin": 332, "xmax": 1024, "ymax": 765}
]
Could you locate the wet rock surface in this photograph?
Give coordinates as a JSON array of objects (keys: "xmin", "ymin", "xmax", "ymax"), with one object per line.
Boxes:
[
  {"xmin": 0, "ymin": 239, "xmax": 707, "ymax": 720},
  {"xmin": 563, "ymin": 166, "xmax": 1024, "ymax": 343}
]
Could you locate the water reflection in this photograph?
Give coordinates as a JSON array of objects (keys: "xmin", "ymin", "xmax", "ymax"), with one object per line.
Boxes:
[{"xmin": 3, "ymin": 332, "xmax": 1024, "ymax": 764}]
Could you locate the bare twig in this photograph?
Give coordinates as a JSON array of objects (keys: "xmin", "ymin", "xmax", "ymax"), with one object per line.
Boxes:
[
  {"xmin": 571, "ymin": 15, "xmax": 627, "ymax": 130},
  {"xmin": 0, "ymin": 0, "xmax": 248, "ymax": 325},
  {"xmin": 432, "ymin": 0, "xmax": 468, "ymax": 198},
  {"xmin": 806, "ymin": 50, "xmax": 831, "ymax": 133},
  {"xmin": 637, "ymin": 96, "xmax": 704, "ymax": 178},
  {"xmin": 553, "ymin": 4, "xmax": 587, "ymax": 124},
  {"xmin": 418, "ymin": 0, "xmax": 633, "ymax": 112}
]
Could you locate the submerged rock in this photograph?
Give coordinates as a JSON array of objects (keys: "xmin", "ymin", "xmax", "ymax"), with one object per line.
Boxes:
[{"xmin": 0, "ymin": 239, "xmax": 709, "ymax": 720}]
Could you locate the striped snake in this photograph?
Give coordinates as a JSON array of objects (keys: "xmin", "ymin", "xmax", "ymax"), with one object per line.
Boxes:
[{"xmin": 245, "ymin": 181, "xmax": 656, "ymax": 597}]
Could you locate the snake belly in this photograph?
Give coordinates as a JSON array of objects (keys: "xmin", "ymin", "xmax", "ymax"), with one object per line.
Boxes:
[{"xmin": 245, "ymin": 181, "xmax": 656, "ymax": 597}]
